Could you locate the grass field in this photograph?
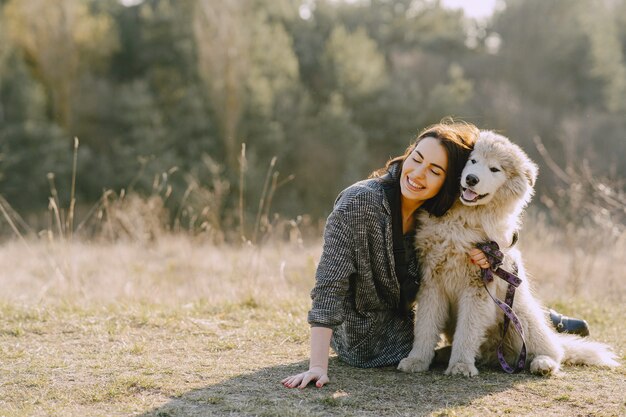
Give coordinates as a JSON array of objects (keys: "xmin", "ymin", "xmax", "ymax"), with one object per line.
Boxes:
[{"xmin": 0, "ymin": 232, "xmax": 624, "ymax": 417}]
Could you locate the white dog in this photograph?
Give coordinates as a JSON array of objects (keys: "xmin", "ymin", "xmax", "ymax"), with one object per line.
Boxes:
[{"xmin": 398, "ymin": 130, "xmax": 619, "ymax": 376}]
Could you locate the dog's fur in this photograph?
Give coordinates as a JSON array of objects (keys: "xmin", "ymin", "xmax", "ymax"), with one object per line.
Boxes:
[{"xmin": 398, "ymin": 131, "xmax": 619, "ymax": 376}]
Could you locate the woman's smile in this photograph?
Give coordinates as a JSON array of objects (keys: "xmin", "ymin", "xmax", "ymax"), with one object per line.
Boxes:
[{"xmin": 406, "ymin": 175, "xmax": 425, "ymax": 191}]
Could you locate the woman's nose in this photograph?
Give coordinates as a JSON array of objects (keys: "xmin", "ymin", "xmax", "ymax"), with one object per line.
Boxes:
[{"xmin": 414, "ymin": 165, "xmax": 426, "ymax": 178}]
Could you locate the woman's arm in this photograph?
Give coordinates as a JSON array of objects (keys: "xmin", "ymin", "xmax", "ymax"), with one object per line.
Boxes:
[
  {"xmin": 281, "ymin": 326, "xmax": 332, "ymax": 389},
  {"xmin": 282, "ymin": 195, "xmax": 358, "ymax": 388}
]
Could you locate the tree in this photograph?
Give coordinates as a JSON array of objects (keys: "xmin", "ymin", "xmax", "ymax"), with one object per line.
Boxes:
[
  {"xmin": 280, "ymin": 93, "xmax": 368, "ymax": 218},
  {"xmin": 335, "ymin": 0, "xmax": 467, "ymax": 59},
  {"xmin": 192, "ymin": 0, "xmax": 300, "ymax": 170},
  {"xmin": 193, "ymin": 0, "xmax": 250, "ymax": 169},
  {"xmin": 122, "ymin": 0, "xmax": 219, "ymax": 168},
  {"xmin": 578, "ymin": 0, "xmax": 626, "ymax": 114},
  {"xmin": 0, "ymin": 51, "xmax": 69, "ymax": 210},
  {"xmin": 425, "ymin": 63, "xmax": 474, "ymax": 120},
  {"xmin": 469, "ymin": 0, "xmax": 626, "ymax": 191},
  {"xmin": 4, "ymin": 0, "xmax": 118, "ymax": 132},
  {"xmin": 323, "ymin": 25, "xmax": 388, "ymax": 102},
  {"xmin": 0, "ymin": 9, "xmax": 10, "ymax": 123}
]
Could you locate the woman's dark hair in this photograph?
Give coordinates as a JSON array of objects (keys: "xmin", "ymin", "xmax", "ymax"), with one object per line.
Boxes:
[{"xmin": 370, "ymin": 121, "xmax": 478, "ymax": 216}]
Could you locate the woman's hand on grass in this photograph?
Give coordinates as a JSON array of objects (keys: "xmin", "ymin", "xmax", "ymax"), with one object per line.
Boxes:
[{"xmin": 281, "ymin": 366, "xmax": 329, "ymax": 389}]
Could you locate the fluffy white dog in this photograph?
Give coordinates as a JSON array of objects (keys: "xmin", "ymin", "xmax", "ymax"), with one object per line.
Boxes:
[{"xmin": 398, "ymin": 130, "xmax": 619, "ymax": 376}]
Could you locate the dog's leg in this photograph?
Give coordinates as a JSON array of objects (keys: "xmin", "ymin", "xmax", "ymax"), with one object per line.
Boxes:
[
  {"xmin": 398, "ymin": 284, "xmax": 448, "ymax": 373},
  {"xmin": 512, "ymin": 286, "xmax": 563, "ymax": 376},
  {"xmin": 445, "ymin": 287, "xmax": 495, "ymax": 377}
]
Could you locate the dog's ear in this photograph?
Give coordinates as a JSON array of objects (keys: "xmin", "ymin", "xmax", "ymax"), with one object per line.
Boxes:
[{"xmin": 524, "ymin": 160, "xmax": 538, "ymax": 187}]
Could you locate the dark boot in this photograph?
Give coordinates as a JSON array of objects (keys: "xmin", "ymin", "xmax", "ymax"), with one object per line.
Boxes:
[{"xmin": 549, "ymin": 309, "xmax": 590, "ymax": 337}]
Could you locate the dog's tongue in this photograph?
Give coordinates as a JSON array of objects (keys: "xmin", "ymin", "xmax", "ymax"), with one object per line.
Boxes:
[{"xmin": 463, "ymin": 188, "xmax": 478, "ymax": 201}]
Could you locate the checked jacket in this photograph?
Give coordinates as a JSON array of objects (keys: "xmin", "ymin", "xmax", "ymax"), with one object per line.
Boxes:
[{"xmin": 308, "ymin": 163, "xmax": 419, "ymax": 368}]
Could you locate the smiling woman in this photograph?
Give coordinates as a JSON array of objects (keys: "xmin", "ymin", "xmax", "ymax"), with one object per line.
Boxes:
[
  {"xmin": 280, "ymin": 120, "xmax": 594, "ymax": 389},
  {"xmin": 378, "ymin": 122, "xmax": 480, "ymax": 220},
  {"xmin": 399, "ymin": 137, "xmax": 448, "ymax": 230},
  {"xmin": 281, "ymin": 121, "xmax": 487, "ymax": 389}
]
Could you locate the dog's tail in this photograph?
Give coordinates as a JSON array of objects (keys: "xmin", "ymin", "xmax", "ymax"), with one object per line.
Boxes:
[{"xmin": 559, "ymin": 334, "xmax": 620, "ymax": 367}]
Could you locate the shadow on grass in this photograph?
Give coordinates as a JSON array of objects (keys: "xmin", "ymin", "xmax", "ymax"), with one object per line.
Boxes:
[{"xmin": 136, "ymin": 358, "xmax": 537, "ymax": 417}]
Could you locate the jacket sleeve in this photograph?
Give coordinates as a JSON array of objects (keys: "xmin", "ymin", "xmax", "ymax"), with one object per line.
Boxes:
[{"xmin": 307, "ymin": 208, "xmax": 356, "ymax": 328}]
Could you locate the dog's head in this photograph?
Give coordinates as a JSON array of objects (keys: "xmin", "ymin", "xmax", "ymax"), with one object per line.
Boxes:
[{"xmin": 460, "ymin": 130, "xmax": 538, "ymax": 208}]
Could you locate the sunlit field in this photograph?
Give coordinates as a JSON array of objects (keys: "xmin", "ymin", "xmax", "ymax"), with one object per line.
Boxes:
[
  {"xmin": 0, "ymin": 216, "xmax": 624, "ymax": 417},
  {"xmin": 3, "ymin": 0, "xmax": 626, "ymax": 415},
  {"xmin": 2, "ymin": 218, "xmax": 625, "ymax": 307}
]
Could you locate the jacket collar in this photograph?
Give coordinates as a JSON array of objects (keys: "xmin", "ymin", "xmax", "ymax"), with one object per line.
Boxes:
[{"xmin": 380, "ymin": 162, "xmax": 402, "ymax": 215}]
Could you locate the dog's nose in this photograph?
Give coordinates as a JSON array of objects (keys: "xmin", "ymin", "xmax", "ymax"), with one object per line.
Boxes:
[{"xmin": 466, "ymin": 174, "xmax": 479, "ymax": 186}]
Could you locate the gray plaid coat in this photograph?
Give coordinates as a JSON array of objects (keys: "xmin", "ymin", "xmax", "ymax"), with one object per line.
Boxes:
[{"xmin": 308, "ymin": 165, "xmax": 417, "ymax": 368}]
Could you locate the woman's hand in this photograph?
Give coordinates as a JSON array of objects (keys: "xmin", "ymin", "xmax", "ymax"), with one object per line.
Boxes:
[
  {"xmin": 282, "ymin": 327, "xmax": 332, "ymax": 389},
  {"xmin": 281, "ymin": 366, "xmax": 329, "ymax": 389},
  {"xmin": 468, "ymin": 247, "xmax": 490, "ymax": 269}
]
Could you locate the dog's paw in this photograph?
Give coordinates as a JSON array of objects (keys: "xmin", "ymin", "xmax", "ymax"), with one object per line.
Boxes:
[
  {"xmin": 398, "ymin": 357, "xmax": 431, "ymax": 373},
  {"xmin": 530, "ymin": 355, "xmax": 560, "ymax": 376},
  {"xmin": 445, "ymin": 362, "xmax": 479, "ymax": 377}
]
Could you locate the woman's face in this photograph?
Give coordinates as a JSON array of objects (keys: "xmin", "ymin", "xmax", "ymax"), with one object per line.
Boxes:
[{"xmin": 400, "ymin": 137, "xmax": 448, "ymax": 203}]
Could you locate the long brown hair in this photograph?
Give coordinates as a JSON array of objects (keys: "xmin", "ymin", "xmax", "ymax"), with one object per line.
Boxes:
[{"xmin": 371, "ymin": 121, "xmax": 479, "ymax": 216}]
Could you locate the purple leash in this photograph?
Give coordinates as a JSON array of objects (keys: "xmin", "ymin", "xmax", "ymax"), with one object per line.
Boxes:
[{"xmin": 478, "ymin": 242, "xmax": 527, "ymax": 373}]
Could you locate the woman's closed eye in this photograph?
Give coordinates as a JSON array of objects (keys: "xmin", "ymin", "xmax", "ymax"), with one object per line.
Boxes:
[{"xmin": 413, "ymin": 158, "xmax": 442, "ymax": 176}]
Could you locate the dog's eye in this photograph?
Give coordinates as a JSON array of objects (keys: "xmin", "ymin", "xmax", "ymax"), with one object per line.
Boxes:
[
  {"xmin": 470, "ymin": 159, "xmax": 477, "ymax": 164},
  {"xmin": 490, "ymin": 167, "xmax": 501, "ymax": 173}
]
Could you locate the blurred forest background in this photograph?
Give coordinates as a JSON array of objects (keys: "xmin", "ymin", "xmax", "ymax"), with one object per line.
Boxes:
[
  {"xmin": 2, "ymin": 4, "xmax": 626, "ymax": 415},
  {"xmin": 0, "ymin": 0, "xmax": 625, "ymax": 244}
]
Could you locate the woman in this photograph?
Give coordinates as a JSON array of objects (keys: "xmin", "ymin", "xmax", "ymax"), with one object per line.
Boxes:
[{"xmin": 282, "ymin": 121, "xmax": 587, "ymax": 389}]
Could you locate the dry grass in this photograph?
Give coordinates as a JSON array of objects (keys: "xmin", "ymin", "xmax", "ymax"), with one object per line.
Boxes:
[
  {"xmin": 0, "ymin": 237, "xmax": 320, "ymax": 307},
  {"xmin": 0, "ymin": 223, "xmax": 624, "ymax": 416}
]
